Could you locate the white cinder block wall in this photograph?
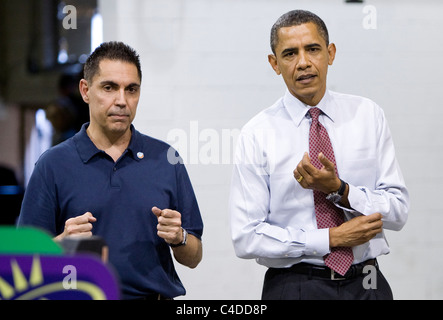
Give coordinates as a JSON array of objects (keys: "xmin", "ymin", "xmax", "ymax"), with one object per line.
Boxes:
[{"xmin": 99, "ymin": 0, "xmax": 443, "ymax": 299}]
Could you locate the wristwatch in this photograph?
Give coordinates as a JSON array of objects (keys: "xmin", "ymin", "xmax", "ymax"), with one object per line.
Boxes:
[
  {"xmin": 326, "ymin": 179, "xmax": 347, "ymax": 203},
  {"xmin": 170, "ymin": 228, "xmax": 188, "ymax": 248}
]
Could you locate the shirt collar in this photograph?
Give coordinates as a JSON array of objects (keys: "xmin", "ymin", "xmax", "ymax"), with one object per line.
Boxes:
[
  {"xmin": 283, "ymin": 89, "xmax": 336, "ymax": 127},
  {"xmin": 74, "ymin": 123, "xmax": 143, "ymax": 163}
]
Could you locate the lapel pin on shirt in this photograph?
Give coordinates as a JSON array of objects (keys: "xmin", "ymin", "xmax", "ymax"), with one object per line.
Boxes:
[{"xmin": 137, "ymin": 152, "xmax": 144, "ymax": 159}]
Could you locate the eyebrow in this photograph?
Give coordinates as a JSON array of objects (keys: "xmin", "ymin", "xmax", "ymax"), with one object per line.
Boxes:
[{"xmin": 305, "ymin": 43, "xmax": 322, "ymax": 49}]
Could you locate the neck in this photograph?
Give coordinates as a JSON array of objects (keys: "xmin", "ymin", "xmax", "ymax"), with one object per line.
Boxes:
[{"xmin": 87, "ymin": 125, "xmax": 132, "ymax": 162}]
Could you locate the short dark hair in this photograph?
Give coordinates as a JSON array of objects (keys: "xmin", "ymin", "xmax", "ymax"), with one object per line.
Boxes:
[
  {"xmin": 270, "ymin": 10, "xmax": 329, "ymax": 54},
  {"xmin": 83, "ymin": 41, "xmax": 142, "ymax": 82}
]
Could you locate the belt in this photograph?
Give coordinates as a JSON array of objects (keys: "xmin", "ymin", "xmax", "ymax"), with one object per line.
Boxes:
[{"xmin": 285, "ymin": 259, "xmax": 378, "ymax": 281}]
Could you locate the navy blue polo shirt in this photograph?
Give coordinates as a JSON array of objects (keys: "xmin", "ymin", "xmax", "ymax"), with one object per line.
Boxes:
[{"xmin": 18, "ymin": 124, "xmax": 203, "ymax": 299}]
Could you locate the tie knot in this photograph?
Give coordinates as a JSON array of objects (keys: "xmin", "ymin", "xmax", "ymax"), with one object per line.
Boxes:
[{"xmin": 309, "ymin": 107, "xmax": 322, "ymax": 121}]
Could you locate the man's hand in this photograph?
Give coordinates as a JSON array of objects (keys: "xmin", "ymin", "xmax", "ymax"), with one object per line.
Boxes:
[
  {"xmin": 329, "ymin": 213, "xmax": 383, "ymax": 248},
  {"xmin": 293, "ymin": 152, "xmax": 340, "ymax": 194},
  {"xmin": 152, "ymin": 207, "xmax": 183, "ymax": 245},
  {"xmin": 151, "ymin": 206, "xmax": 203, "ymax": 269},
  {"xmin": 54, "ymin": 212, "xmax": 97, "ymax": 241}
]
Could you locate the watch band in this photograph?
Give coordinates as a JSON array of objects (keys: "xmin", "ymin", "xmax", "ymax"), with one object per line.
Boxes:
[
  {"xmin": 170, "ymin": 228, "xmax": 187, "ymax": 248},
  {"xmin": 337, "ymin": 179, "xmax": 346, "ymax": 196}
]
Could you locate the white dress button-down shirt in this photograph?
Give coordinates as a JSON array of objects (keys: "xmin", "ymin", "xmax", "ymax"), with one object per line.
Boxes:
[{"xmin": 229, "ymin": 89, "xmax": 409, "ymax": 268}]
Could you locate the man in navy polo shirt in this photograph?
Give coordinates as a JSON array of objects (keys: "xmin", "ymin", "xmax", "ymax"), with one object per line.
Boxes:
[{"xmin": 18, "ymin": 42, "xmax": 203, "ymax": 300}]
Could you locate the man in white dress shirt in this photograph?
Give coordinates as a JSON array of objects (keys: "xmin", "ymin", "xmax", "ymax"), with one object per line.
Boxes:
[{"xmin": 229, "ymin": 10, "xmax": 409, "ymax": 299}]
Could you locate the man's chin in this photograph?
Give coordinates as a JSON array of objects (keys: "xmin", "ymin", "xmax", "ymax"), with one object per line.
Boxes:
[
  {"xmin": 108, "ymin": 122, "xmax": 131, "ymax": 134},
  {"xmin": 291, "ymin": 87, "xmax": 324, "ymax": 106}
]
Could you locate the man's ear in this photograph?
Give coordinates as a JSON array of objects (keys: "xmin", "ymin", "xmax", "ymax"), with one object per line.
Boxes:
[
  {"xmin": 268, "ymin": 54, "xmax": 281, "ymax": 75},
  {"xmin": 79, "ymin": 79, "xmax": 90, "ymax": 104},
  {"xmin": 327, "ymin": 43, "xmax": 336, "ymax": 66}
]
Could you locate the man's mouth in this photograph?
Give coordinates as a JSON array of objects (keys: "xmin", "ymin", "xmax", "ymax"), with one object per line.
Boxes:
[
  {"xmin": 296, "ymin": 74, "xmax": 317, "ymax": 83},
  {"xmin": 109, "ymin": 114, "xmax": 129, "ymax": 120}
]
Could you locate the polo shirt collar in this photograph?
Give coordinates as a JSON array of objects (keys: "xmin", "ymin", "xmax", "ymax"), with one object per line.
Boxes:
[
  {"xmin": 283, "ymin": 89, "xmax": 337, "ymax": 127},
  {"xmin": 74, "ymin": 123, "xmax": 143, "ymax": 163}
]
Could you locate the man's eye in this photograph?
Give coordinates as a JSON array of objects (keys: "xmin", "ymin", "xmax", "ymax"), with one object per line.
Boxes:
[{"xmin": 103, "ymin": 86, "xmax": 113, "ymax": 91}]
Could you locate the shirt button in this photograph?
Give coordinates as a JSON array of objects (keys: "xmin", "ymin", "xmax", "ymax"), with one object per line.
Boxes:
[{"xmin": 113, "ymin": 167, "xmax": 117, "ymax": 172}]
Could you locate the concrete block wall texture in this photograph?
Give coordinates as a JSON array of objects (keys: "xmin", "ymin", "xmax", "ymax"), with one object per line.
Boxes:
[{"xmin": 99, "ymin": 0, "xmax": 443, "ymax": 299}]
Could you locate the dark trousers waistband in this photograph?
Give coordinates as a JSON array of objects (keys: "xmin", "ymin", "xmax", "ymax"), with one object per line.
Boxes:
[{"xmin": 276, "ymin": 259, "xmax": 378, "ymax": 281}]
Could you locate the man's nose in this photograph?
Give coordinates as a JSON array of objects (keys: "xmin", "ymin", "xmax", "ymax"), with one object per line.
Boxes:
[
  {"xmin": 297, "ymin": 50, "xmax": 310, "ymax": 70},
  {"xmin": 115, "ymin": 88, "xmax": 127, "ymax": 107}
]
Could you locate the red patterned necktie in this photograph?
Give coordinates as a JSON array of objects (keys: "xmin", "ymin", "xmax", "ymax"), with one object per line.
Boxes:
[{"xmin": 308, "ymin": 107, "xmax": 354, "ymax": 276}]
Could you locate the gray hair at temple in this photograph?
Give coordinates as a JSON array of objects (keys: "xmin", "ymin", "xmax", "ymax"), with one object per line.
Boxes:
[{"xmin": 270, "ymin": 10, "xmax": 330, "ymax": 54}]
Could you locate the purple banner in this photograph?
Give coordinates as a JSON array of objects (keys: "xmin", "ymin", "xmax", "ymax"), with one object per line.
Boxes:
[{"xmin": 0, "ymin": 254, "xmax": 120, "ymax": 300}]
